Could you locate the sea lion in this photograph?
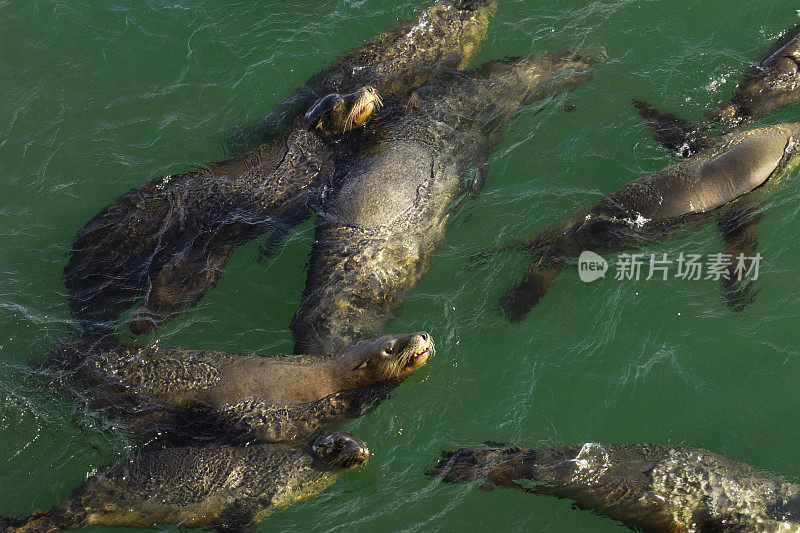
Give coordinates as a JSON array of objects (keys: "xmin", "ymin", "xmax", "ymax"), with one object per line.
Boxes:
[
  {"xmin": 4, "ymin": 431, "xmax": 369, "ymax": 532},
  {"xmin": 65, "ymin": 125, "xmax": 334, "ymax": 337},
  {"xmin": 290, "ymin": 47, "xmax": 608, "ymax": 355},
  {"xmin": 305, "ymin": 86, "xmax": 384, "ymax": 135},
  {"xmin": 635, "ymin": 24, "xmax": 800, "ymax": 157},
  {"xmin": 228, "ymin": 0, "xmax": 498, "ymax": 153},
  {"xmin": 427, "ymin": 441, "xmax": 800, "ymax": 533},
  {"xmin": 70, "ymin": 86, "xmax": 382, "ymax": 337},
  {"xmin": 497, "ymin": 120, "xmax": 800, "ymax": 322},
  {"xmin": 55, "ymin": 332, "xmax": 432, "ymax": 445},
  {"xmin": 64, "ymin": 0, "xmax": 497, "ymax": 336}
]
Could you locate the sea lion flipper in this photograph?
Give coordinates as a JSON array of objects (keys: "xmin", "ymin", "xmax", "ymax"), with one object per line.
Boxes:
[
  {"xmin": 717, "ymin": 203, "xmax": 763, "ymax": 313},
  {"xmin": 129, "ymin": 244, "xmax": 234, "ymax": 335},
  {"xmin": 499, "ymin": 257, "xmax": 565, "ymax": 323},
  {"xmin": 470, "ymin": 164, "xmax": 487, "ymax": 197},
  {"xmin": 633, "ymin": 100, "xmax": 707, "ymax": 157},
  {"xmin": 446, "ymin": 165, "xmax": 489, "ymax": 227},
  {"xmin": 402, "ymin": 91, "xmax": 421, "ymax": 114},
  {"xmin": 469, "ymin": 233, "xmax": 539, "ymax": 268},
  {"xmin": 257, "ymin": 225, "xmax": 290, "ymax": 264}
]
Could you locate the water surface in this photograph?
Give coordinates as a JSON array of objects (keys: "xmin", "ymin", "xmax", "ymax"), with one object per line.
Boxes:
[{"xmin": 1, "ymin": 1, "xmax": 799, "ymax": 531}]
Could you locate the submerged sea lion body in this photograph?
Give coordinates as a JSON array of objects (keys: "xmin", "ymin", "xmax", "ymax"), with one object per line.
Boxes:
[
  {"xmin": 64, "ymin": 0, "xmax": 497, "ymax": 336},
  {"xmin": 428, "ymin": 441, "xmax": 800, "ymax": 533},
  {"xmin": 55, "ymin": 332, "xmax": 431, "ymax": 445},
  {"xmin": 291, "ymin": 48, "xmax": 607, "ymax": 355},
  {"xmin": 6, "ymin": 431, "xmax": 369, "ymax": 532},
  {"xmin": 65, "ymin": 126, "xmax": 333, "ymax": 336},
  {"xmin": 637, "ymin": 24, "xmax": 800, "ymax": 156},
  {"xmin": 499, "ymin": 121, "xmax": 800, "ymax": 321}
]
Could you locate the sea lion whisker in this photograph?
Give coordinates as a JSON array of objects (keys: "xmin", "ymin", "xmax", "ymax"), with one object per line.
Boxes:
[
  {"xmin": 345, "ymin": 90, "xmax": 369, "ymax": 132},
  {"xmin": 347, "ymin": 94, "xmax": 362, "ymax": 132}
]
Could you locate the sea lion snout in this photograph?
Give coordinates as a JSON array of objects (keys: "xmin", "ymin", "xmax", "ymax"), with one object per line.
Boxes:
[
  {"xmin": 304, "ymin": 86, "xmax": 383, "ymax": 135},
  {"xmin": 346, "ymin": 86, "xmax": 383, "ymax": 131},
  {"xmin": 389, "ymin": 331, "xmax": 433, "ymax": 372}
]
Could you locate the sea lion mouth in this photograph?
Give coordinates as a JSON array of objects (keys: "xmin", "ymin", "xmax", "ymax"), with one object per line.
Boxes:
[
  {"xmin": 328, "ymin": 446, "xmax": 370, "ymax": 469},
  {"xmin": 340, "ymin": 447, "xmax": 371, "ymax": 469},
  {"xmin": 405, "ymin": 346, "xmax": 431, "ymax": 368},
  {"xmin": 400, "ymin": 332, "xmax": 433, "ymax": 371}
]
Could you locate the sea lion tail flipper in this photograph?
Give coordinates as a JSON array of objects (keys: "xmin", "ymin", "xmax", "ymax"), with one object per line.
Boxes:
[
  {"xmin": 129, "ymin": 243, "xmax": 233, "ymax": 335},
  {"xmin": 570, "ymin": 45, "xmax": 609, "ymax": 66},
  {"xmin": 215, "ymin": 500, "xmax": 260, "ymax": 533},
  {"xmin": 535, "ymin": 45, "xmax": 607, "ymax": 67},
  {"xmin": 63, "ymin": 198, "xmax": 152, "ymax": 332},
  {"xmin": 469, "ymin": 246, "xmax": 505, "ymax": 267},
  {"xmin": 499, "ymin": 257, "xmax": 565, "ymax": 322},
  {"xmin": 632, "ymin": 100, "xmax": 707, "ymax": 157},
  {"xmin": 257, "ymin": 225, "xmax": 291, "ymax": 264},
  {"xmin": 447, "ymin": 164, "xmax": 489, "ymax": 228},
  {"xmin": 717, "ymin": 204, "xmax": 764, "ymax": 313}
]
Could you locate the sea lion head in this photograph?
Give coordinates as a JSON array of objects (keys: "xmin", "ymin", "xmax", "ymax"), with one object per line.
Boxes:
[
  {"xmin": 340, "ymin": 332, "xmax": 433, "ymax": 385},
  {"xmin": 726, "ymin": 25, "xmax": 800, "ymax": 120},
  {"xmin": 312, "ymin": 431, "xmax": 370, "ymax": 469},
  {"xmin": 305, "ymin": 86, "xmax": 383, "ymax": 135},
  {"xmin": 426, "ymin": 443, "xmax": 531, "ymax": 491}
]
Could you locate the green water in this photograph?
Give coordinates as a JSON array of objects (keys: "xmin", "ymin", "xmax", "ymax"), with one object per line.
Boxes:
[{"xmin": 2, "ymin": 1, "xmax": 800, "ymax": 531}]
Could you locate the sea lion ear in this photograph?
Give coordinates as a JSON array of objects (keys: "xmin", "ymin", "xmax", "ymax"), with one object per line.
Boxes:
[{"xmin": 351, "ymin": 359, "xmax": 369, "ymax": 371}]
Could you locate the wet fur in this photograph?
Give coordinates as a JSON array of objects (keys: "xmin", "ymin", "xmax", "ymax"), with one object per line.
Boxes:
[{"xmin": 428, "ymin": 441, "xmax": 800, "ymax": 532}]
